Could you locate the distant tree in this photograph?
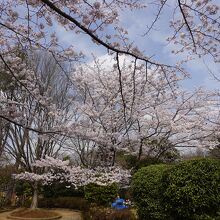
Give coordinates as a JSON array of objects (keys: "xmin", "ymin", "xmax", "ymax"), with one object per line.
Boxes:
[{"xmin": 209, "ymin": 146, "xmax": 220, "ymax": 159}]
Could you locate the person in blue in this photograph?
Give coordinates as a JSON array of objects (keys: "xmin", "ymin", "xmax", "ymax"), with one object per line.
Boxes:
[{"xmin": 111, "ymin": 195, "xmax": 128, "ymax": 210}]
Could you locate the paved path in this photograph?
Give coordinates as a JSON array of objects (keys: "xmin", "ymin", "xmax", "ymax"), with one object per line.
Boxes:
[{"xmin": 0, "ymin": 208, "xmax": 83, "ymax": 220}]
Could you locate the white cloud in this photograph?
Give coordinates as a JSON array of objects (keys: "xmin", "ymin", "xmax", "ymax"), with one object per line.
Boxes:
[{"xmin": 54, "ymin": 3, "xmax": 220, "ymax": 91}]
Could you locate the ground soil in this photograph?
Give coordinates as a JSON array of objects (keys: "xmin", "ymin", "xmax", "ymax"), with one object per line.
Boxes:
[
  {"xmin": 10, "ymin": 208, "xmax": 60, "ymax": 218},
  {"xmin": 0, "ymin": 208, "xmax": 83, "ymax": 220}
]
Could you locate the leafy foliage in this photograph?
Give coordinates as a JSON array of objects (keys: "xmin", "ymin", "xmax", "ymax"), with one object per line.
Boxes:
[
  {"xmin": 117, "ymin": 152, "xmax": 164, "ymax": 170},
  {"xmin": 132, "ymin": 159, "xmax": 220, "ymax": 220},
  {"xmin": 84, "ymin": 183, "xmax": 119, "ymax": 206},
  {"xmin": 131, "ymin": 164, "xmax": 169, "ymax": 220},
  {"xmin": 133, "ymin": 157, "xmax": 165, "ymax": 171},
  {"xmin": 15, "ymin": 180, "xmax": 34, "ymax": 207},
  {"xmin": 15, "ymin": 180, "xmax": 32, "ymax": 197},
  {"xmin": 162, "ymin": 159, "xmax": 220, "ymax": 220}
]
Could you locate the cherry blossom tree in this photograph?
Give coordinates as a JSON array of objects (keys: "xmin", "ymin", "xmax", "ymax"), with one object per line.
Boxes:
[
  {"xmin": 66, "ymin": 58, "xmax": 218, "ymax": 165},
  {"xmin": 0, "ymin": 50, "xmax": 76, "ymax": 204},
  {"xmin": 0, "ymin": 0, "xmax": 219, "ymax": 132},
  {"xmin": 15, "ymin": 156, "xmax": 131, "ymax": 209},
  {"xmin": 0, "ymin": 0, "xmax": 219, "ymax": 203},
  {"xmin": 2, "ymin": 51, "xmax": 73, "ymax": 168}
]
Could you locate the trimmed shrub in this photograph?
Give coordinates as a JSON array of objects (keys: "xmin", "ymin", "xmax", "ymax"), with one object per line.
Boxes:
[
  {"xmin": 85, "ymin": 207, "xmax": 136, "ymax": 220},
  {"xmin": 131, "ymin": 164, "xmax": 169, "ymax": 220},
  {"xmin": 38, "ymin": 197, "xmax": 89, "ymax": 211},
  {"xmin": 84, "ymin": 183, "xmax": 118, "ymax": 206},
  {"xmin": 162, "ymin": 158, "xmax": 220, "ymax": 220}
]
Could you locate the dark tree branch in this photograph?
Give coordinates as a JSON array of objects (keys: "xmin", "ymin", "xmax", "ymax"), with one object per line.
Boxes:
[
  {"xmin": 40, "ymin": 0, "xmax": 174, "ymax": 68},
  {"xmin": 177, "ymin": 0, "xmax": 197, "ymax": 50}
]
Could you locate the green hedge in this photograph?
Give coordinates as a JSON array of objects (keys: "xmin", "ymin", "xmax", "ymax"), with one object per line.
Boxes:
[
  {"xmin": 131, "ymin": 159, "xmax": 220, "ymax": 220},
  {"xmin": 84, "ymin": 183, "xmax": 118, "ymax": 206},
  {"xmin": 42, "ymin": 183, "xmax": 84, "ymax": 198},
  {"xmin": 131, "ymin": 164, "xmax": 169, "ymax": 220},
  {"xmin": 162, "ymin": 158, "xmax": 220, "ymax": 220},
  {"xmin": 38, "ymin": 197, "xmax": 89, "ymax": 211}
]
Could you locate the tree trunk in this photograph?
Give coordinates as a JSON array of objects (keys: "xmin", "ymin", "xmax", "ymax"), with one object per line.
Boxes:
[
  {"xmin": 4, "ymin": 177, "xmax": 16, "ymax": 206},
  {"xmin": 138, "ymin": 138, "xmax": 143, "ymax": 161},
  {"xmin": 30, "ymin": 182, "xmax": 38, "ymax": 209},
  {"xmin": 5, "ymin": 157, "xmax": 19, "ymax": 206}
]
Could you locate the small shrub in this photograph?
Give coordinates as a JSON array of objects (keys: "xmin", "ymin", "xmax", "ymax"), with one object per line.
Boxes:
[
  {"xmin": 162, "ymin": 158, "xmax": 220, "ymax": 220},
  {"xmin": 112, "ymin": 209, "xmax": 136, "ymax": 220},
  {"xmin": 131, "ymin": 164, "xmax": 169, "ymax": 220},
  {"xmin": 38, "ymin": 197, "xmax": 89, "ymax": 211},
  {"xmin": 84, "ymin": 183, "xmax": 118, "ymax": 206},
  {"xmin": 86, "ymin": 207, "xmax": 136, "ymax": 220}
]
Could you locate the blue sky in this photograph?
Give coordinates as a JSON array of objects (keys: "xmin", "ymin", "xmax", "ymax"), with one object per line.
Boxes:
[{"xmin": 56, "ymin": 0, "xmax": 220, "ymax": 90}]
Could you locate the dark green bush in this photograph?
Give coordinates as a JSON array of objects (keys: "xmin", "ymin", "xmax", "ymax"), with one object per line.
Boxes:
[
  {"xmin": 38, "ymin": 197, "xmax": 89, "ymax": 211},
  {"xmin": 15, "ymin": 181, "xmax": 32, "ymax": 197},
  {"xmin": 194, "ymin": 213, "xmax": 220, "ymax": 220},
  {"xmin": 162, "ymin": 158, "xmax": 220, "ymax": 220},
  {"xmin": 118, "ymin": 187, "xmax": 131, "ymax": 200},
  {"xmin": 131, "ymin": 164, "xmax": 169, "ymax": 220},
  {"xmin": 122, "ymin": 154, "xmax": 164, "ymax": 171},
  {"xmin": 15, "ymin": 180, "xmax": 33, "ymax": 207},
  {"xmin": 84, "ymin": 183, "xmax": 118, "ymax": 206},
  {"xmin": 85, "ymin": 207, "xmax": 136, "ymax": 220},
  {"xmin": 42, "ymin": 183, "xmax": 84, "ymax": 198}
]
